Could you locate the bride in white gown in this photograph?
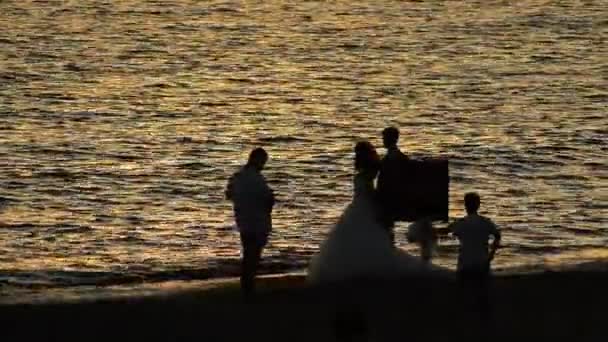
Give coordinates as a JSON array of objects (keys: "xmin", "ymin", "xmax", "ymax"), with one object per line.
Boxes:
[{"xmin": 308, "ymin": 141, "xmax": 450, "ymax": 284}]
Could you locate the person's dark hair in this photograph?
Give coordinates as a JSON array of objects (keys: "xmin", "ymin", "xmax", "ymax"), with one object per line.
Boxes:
[
  {"xmin": 354, "ymin": 141, "xmax": 380, "ymax": 175},
  {"xmin": 464, "ymin": 192, "xmax": 481, "ymax": 214},
  {"xmin": 247, "ymin": 147, "xmax": 268, "ymax": 165},
  {"xmin": 382, "ymin": 126, "xmax": 399, "ymax": 147}
]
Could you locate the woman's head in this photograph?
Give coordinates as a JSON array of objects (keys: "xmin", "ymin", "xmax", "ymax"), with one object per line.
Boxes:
[{"xmin": 354, "ymin": 141, "xmax": 380, "ymax": 175}]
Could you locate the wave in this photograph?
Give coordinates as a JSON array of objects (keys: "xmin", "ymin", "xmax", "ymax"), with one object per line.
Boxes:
[
  {"xmin": 2, "ymin": 259, "xmax": 608, "ymax": 290},
  {"xmin": 0, "ymin": 258, "xmax": 309, "ymax": 289},
  {"xmin": 257, "ymin": 135, "xmax": 312, "ymax": 143}
]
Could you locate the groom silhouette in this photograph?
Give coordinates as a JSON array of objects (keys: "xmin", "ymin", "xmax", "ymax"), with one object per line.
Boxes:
[{"xmin": 377, "ymin": 126, "xmax": 409, "ymax": 244}]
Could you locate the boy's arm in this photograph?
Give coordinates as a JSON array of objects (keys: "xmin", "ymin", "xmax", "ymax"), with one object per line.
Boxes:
[
  {"xmin": 489, "ymin": 224, "xmax": 501, "ymax": 261},
  {"xmin": 434, "ymin": 218, "xmax": 462, "ymax": 237},
  {"xmin": 434, "ymin": 227, "xmax": 452, "ymax": 236},
  {"xmin": 438, "ymin": 219, "xmax": 461, "ymax": 237}
]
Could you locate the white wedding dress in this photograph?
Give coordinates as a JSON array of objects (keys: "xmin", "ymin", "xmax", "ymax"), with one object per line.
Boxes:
[{"xmin": 307, "ymin": 173, "xmax": 450, "ymax": 284}]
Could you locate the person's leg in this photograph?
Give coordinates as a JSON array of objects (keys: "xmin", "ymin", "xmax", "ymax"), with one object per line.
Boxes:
[
  {"xmin": 240, "ymin": 233, "xmax": 267, "ymax": 299},
  {"xmin": 240, "ymin": 232, "xmax": 256, "ymax": 298},
  {"xmin": 458, "ymin": 270, "xmax": 487, "ymax": 338},
  {"xmin": 249, "ymin": 235, "xmax": 266, "ymax": 293},
  {"xmin": 477, "ymin": 268, "xmax": 492, "ymax": 326},
  {"xmin": 458, "ymin": 270, "xmax": 479, "ymax": 317},
  {"xmin": 460, "ymin": 269, "xmax": 492, "ymax": 328},
  {"xmin": 471, "ymin": 268, "xmax": 494, "ymax": 338}
]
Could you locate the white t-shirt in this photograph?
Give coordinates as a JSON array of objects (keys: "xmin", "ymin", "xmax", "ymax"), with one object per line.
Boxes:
[{"xmin": 450, "ymin": 214, "xmax": 500, "ymax": 272}]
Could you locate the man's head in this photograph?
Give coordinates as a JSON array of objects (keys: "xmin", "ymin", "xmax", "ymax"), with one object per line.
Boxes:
[
  {"xmin": 382, "ymin": 126, "xmax": 399, "ymax": 149},
  {"xmin": 247, "ymin": 147, "xmax": 268, "ymax": 171},
  {"xmin": 464, "ymin": 192, "xmax": 481, "ymax": 215}
]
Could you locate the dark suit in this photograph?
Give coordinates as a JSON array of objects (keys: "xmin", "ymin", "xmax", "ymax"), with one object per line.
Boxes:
[{"xmin": 376, "ymin": 146, "xmax": 408, "ymax": 244}]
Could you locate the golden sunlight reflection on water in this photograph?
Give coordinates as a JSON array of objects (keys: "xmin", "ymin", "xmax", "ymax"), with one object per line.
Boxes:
[{"xmin": 0, "ymin": 0, "xmax": 606, "ymax": 286}]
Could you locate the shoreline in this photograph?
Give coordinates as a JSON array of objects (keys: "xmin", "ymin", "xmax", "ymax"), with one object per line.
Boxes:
[
  {"xmin": 0, "ymin": 272, "xmax": 306, "ymax": 305},
  {"xmin": 2, "ymin": 269, "xmax": 608, "ymax": 341},
  {"xmin": 2, "ymin": 259, "xmax": 608, "ymax": 306}
]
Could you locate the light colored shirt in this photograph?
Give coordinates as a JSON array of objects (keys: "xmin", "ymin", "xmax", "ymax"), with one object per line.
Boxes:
[
  {"xmin": 450, "ymin": 214, "xmax": 500, "ymax": 272},
  {"xmin": 226, "ymin": 165, "xmax": 274, "ymax": 235}
]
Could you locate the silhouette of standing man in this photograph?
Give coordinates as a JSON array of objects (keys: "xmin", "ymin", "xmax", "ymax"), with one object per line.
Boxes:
[
  {"xmin": 226, "ymin": 148, "xmax": 275, "ymax": 298},
  {"xmin": 377, "ymin": 126, "xmax": 409, "ymax": 245}
]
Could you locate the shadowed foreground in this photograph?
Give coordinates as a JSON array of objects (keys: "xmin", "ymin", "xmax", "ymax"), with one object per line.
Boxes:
[{"xmin": 2, "ymin": 271, "xmax": 607, "ymax": 342}]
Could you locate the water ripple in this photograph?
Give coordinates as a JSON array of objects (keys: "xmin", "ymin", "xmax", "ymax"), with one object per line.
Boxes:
[{"xmin": 0, "ymin": 0, "xmax": 606, "ymax": 288}]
